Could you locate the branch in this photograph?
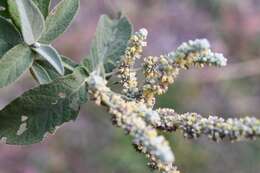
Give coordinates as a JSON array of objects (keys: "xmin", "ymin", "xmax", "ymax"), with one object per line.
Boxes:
[
  {"xmin": 156, "ymin": 108, "xmax": 260, "ymax": 142},
  {"xmin": 87, "ymin": 73, "xmax": 179, "ymax": 173}
]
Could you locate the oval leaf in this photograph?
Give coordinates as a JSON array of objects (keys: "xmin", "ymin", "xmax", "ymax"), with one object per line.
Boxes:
[
  {"xmin": 31, "ymin": 55, "xmax": 78, "ymax": 84},
  {"xmin": 32, "ymin": 0, "xmax": 50, "ymax": 18},
  {"xmin": 0, "ymin": 67, "xmax": 88, "ymax": 145},
  {"xmin": 7, "ymin": 0, "xmax": 20, "ymax": 27},
  {"xmin": 62, "ymin": 55, "xmax": 78, "ymax": 71},
  {"xmin": 86, "ymin": 15, "xmax": 132, "ymax": 73},
  {"xmin": 0, "ymin": 16, "xmax": 22, "ymax": 57},
  {"xmin": 33, "ymin": 44, "xmax": 64, "ymax": 75},
  {"xmin": 31, "ymin": 61, "xmax": 52, "ymax": 84},
  {"xmin": 39, "ymin": 0, "xmax": 79, "ymax": 44},
  {"xmin": 0, "ymin": 44, "xmax": 33, "ymax": 88},
  {"xmin": 15, "ymin": 0, "xmax": 45, "ymax": 45}
]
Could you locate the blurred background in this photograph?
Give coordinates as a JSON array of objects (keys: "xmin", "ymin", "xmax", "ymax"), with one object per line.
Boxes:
[{"xmin": 1, "ymin": 0, "xmax": 260, "ymax": 172}]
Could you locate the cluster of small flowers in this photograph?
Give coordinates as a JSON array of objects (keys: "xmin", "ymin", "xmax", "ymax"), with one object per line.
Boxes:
[
  {"xmin": 194, "ymin": 52, "xmax": 227, "ymax": 67},
  {"xmin": 87, "ymin": 74, "xmax": 179, "ymax": 173},
  {"xmin": 142, "ymin": 56, "xmax": 179, "ymax": 107},
  {"xmin": 168, "ymin": 39, "xmax": 227, "ymax": 68},
  {"xmin": 118, "ymin": 28, "xmax": 148, "ymax": 98},
  {"xmin": 156, "ymin": 108, "xmax": 260, "ymax": 142}
]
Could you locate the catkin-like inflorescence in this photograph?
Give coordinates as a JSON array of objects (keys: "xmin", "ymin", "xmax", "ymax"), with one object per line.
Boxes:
[
  {"xmin": 140, "ymin": 39, "xmax": 227, "ymax": 107},
  {"xmin": 118, "ymin": 28, "xmax": 148, "ymax": 98},
  {"xmin": 156, "ymin": 108, "xmax": 260, "ymax": 142},
  {"xmin": 87, "ymin": 74, "xmax": 179, "ymax": 173}
]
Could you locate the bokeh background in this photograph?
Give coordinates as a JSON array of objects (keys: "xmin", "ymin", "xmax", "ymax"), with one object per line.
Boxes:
[{"xmin": 1, "ymin": 0, "xmax": 260, "ymax": 172}]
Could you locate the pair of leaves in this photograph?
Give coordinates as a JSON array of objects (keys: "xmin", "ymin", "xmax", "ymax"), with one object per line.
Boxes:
[
  {"xmin": 12, "ymin": 0, "xmax": 64, "ymax": 75},
  {"xmin": 0, "ymin": 0, "xmax": 80, "ymax": 88},
  {"xmin": 0, "ymin": 67, "xmax": 88, "ymax": 145},
  {"xmin": 0, "ymin": 0, "xmax": 84, "ymax": 145},
  {"xmin": 12, "ymin": 0, "xmax": 79, "ymax": 45},
  {"xmin": 83, "ymin": 15, "xmax": 132, "ymax": 74},
  {"xmin": 0, "ymin": 42, "xmax": 64, "ymax": 88}
]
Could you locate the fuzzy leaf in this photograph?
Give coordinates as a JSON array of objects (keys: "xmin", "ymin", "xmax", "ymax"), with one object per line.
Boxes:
[
  {"xmin": 0, "ymin": 44, "xmax": 33, "ymax": 88},
  {"xmin": 33, "ymin": 44, "xmax": 64, "ymax": 75},
  {"xmin": 31, "ymin": 61, "xmax": 52, "ymax": 84},
  {"xmin": 15, "ymin": 0, "xmax": 45, "ymax": 45},
  {"xmin": 39, "ymin": 0, "xmax": 79, "ymax": 44},
  {"xmin": 0, "ymin": 67, "xmax": 88, "ymax": 145},
  {"xmin": 32, "ymin": 0, "xmax": 50, "ymax": 18},
  {"xmin": 82, "ymin": 56, "xmax": 93, "ymax": 74},
  {"xmin": 62, "ymin": 55, "xmax": 78, "ymax": 71},
  {"xmin": 7, "ymin": 0, "xmax": 20, "ymax": 27},
  {"xmin": 86, "ymin": 15, "xmax": 132, "ymax": 73},
  {"xmin": 32, "ymin": 56, "xmax": 77, "ymax": 84},
  {"xmin": 0, "ymin": 16, "xmax": 22, "ymax": 57},
  {"xmin": 32, "ymin": 55, "xmax": 78, "ymax": 84}
]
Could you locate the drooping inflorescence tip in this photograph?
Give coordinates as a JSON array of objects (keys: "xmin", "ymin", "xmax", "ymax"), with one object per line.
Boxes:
[
  {"xmin": 194, "ymin": 52, "xmax": 227, "ymax": 67},
  {"xmin": 168, "ymin": 38, "xmax": 228, "ymax": 68}
]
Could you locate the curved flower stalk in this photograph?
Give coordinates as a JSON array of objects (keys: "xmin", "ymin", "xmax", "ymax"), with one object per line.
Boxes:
[
  {"xmin": 156, "ymin": 108, "xmax": 260, "ymax": 142},
  {"xmin": 140, "ymin": 39, "xmax": 227, "ymax": 107},
  {"xmin": 87, "ymin": 73, "xmax": 179, "ymax": 173},
  {"xmin": 118, "ymin": 28, "xmax": 148, "ymax": 98},
  {"xmin": 141, "ymin": 56, "xmax": 179, "ymax": 107}
]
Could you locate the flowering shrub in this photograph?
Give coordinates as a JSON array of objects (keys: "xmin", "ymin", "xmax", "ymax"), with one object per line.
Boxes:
[{"xmin": 0, "ymin": 0, "xmax": 259, "ymax": 173}]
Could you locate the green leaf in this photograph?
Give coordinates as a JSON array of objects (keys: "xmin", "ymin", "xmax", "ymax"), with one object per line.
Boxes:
[
  {"xmin": 0, "ymin": 1, "xmax": 7, "ymax": 6},
  {"xmin": 82, "ymin": 56, "xmax": 93, "ymax": 74},
  {"xmin": 0, "ymin": 67, "xmax": 88, "ymax": 145},
  {"xmin": 31, "ymin": 61, "xmax": 52, "ymax": 84},
  {"xmin": 7, "ymin": 0, "xmax": 20, "ymax": 27},
  {"xmin": 32, "ymin": 55, "xmax": 78, "ymax": 84},
  {"xmin": 0, "ymin": 44, "xmax": 33, "ymax": 88},
  {"xmin": 32, "ymin": 0, "xmax": 50, "ymax": 18},
  {"xmin": 15, "ymin": 0, "xmax": 45, "ymax": 45},
  {"xmin": 39, "ymin": 0, "xmax": 79, "ymax": 44},
  {"xmin": 62, "ymin": 55, "xmax": 78, "ymax": 71},
  {"xmin": 0, "ymin": 1, "xmax": 10, "ymax": 18},
  {"xmin": 33, "ymin": 43, "xmax": 64, "ymax": 75},
  {"xmin": 0, "ymin": 16, "xmax": 22, "ymax": 57},
  {"xmin": 86, "ymin": 15, "xmax": 132, "ymax": 73}
]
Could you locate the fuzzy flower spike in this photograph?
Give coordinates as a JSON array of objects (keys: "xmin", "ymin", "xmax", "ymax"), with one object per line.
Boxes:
[
  {"xmin": 118, "ymin": 28, "xmax": 148, "ymax": 98},
  {"xmin": 87, "ymin": 73, "xmax": 179, "ymax": 173},
  {"xmin": 140, "ymin": 38, "xmax": 227, "ymax": 107},
  {"xmin": 156, "ymin": 108, "xmax": 260, "ymax": 142}
]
